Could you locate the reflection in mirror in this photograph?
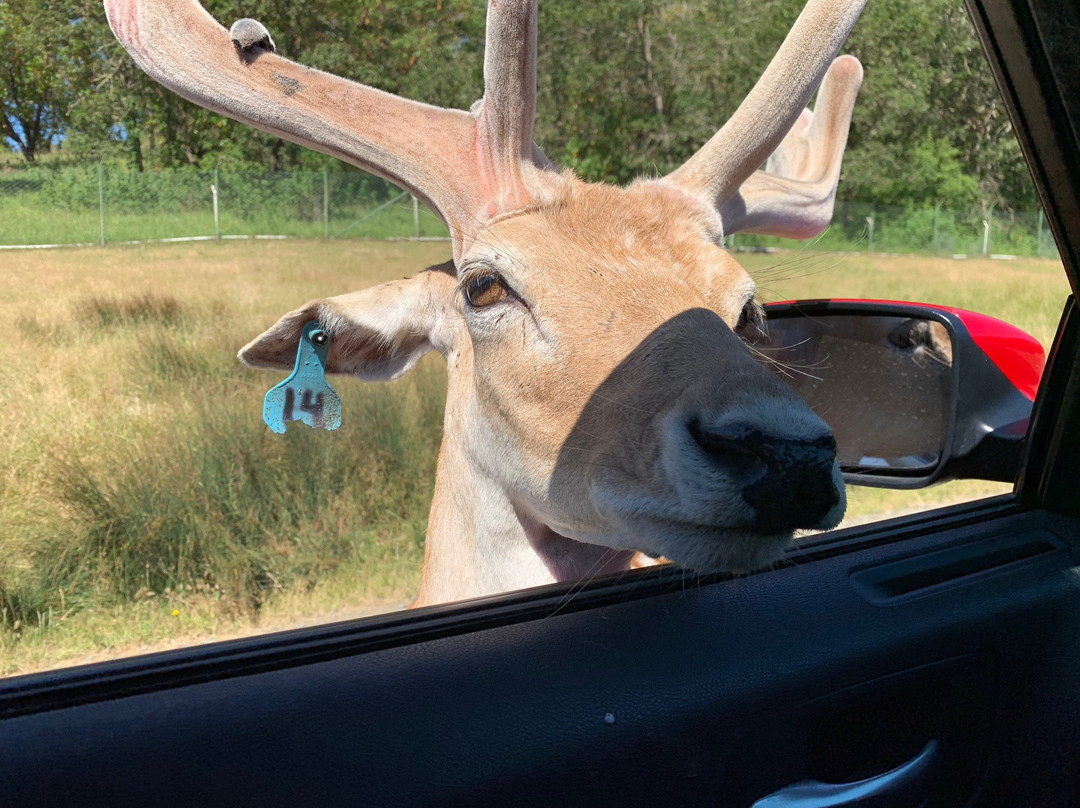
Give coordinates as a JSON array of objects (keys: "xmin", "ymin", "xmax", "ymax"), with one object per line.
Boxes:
[{"xmin": 749, "ymin": 315, "xmax": 953, "ymax": 476}]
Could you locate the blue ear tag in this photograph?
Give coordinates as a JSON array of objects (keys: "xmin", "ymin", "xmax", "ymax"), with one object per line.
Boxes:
[{"xmin": 263, "ymin": 321, "xmax": 343, "ymax": 434}]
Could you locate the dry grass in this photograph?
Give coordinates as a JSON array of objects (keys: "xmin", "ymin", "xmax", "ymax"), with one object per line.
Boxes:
[
  {"xmin": 0, "ymin": 240, "xmax": 1069, "ymax": 676},
  {"xmin": 0, "ymin": 241, "xmax": 451, "ymax": 675},
  {"xmin": 741, "ymin": 248, "xmax": 1068, "ymax": 348}
]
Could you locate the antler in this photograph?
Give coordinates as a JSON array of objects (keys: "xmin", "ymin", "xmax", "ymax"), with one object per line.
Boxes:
[
  {"xmin": 472, "ymin": 0, "xmax": 555, "ymax": 213},
  {"xmin": 663, "ymin": 0, "xmax": 866, "ymax": 236},
  {"xmin": 103, "ymin": 0, "xmax": 554, "ymax": 260},
  {"xmin": 107, "ymin": 0, "xmax": 863, "ymax": 250},
  {"xmin": 720, "ymin": 55, "xmax": 864, "ymax": 239}
]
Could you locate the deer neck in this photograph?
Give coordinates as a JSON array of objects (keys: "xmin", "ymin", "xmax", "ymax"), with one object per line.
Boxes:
[{"xmin": 412, "ymin": 351, "xmax": 636, "ymax": 608}]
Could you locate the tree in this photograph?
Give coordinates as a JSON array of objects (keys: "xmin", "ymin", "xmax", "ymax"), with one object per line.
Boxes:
[
  {"xmin": 7, "ymin": 0, "xmax": 1038, "ymax": 219},
  {"xmin": 0, "ymin": 0, "xmax": 89, "ymax": 163},
  {"xmin": 63, "ymin": 0, "xmax": 482, "ymax": 171},
  {"xmin": 840, "ymin": 0, "xmax": 1031, "ymax": 211}
]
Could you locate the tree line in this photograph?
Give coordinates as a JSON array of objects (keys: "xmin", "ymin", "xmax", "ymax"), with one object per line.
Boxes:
[{"xmin": 1, "ymin": 0, "xmax": 1034, "ymax": 213}]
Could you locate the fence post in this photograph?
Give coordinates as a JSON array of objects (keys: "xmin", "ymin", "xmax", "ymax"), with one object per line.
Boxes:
[
  {"xmin": 1037, "ymin": 209, "xmax": 1045, "ymax": 258},
  {"xmin": 212, "ymin": 165, "xmax": 221, "ymax": 240},
  {"xmin": 932, "ymin": 202, "xmax": 940, "ymax": 254},
  {"xmin": 323, "ymin": 169, "xmax": 330, "ymax": 239},
  {"xmin": 982, "ymin": 217, "xmax": 991, "ymax": 256},
  {"xmin": 866, "ymin": 211, "xmax": 875, "ymax": 253},
  {"xmin": 97, "ymin": 164, "xmax": 106, "ymax": 247},
  {"xmin": 413, "ymin": 195, "xmax": 420, "ymax": 239}
]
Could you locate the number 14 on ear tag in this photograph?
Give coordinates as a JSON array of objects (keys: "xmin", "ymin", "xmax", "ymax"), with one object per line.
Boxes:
[{"xmin": 263, "ymin": 321, "xmax": 343, "ymax": 434}]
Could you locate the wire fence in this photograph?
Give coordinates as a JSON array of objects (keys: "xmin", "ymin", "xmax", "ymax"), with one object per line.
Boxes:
[
  {"xmin": 0, "ymin": 164, "xmax": 1061, "ymax": 259},
  {"xmin": 730, "ymin": 200, "xmax": 1059, "ymax": 259},
  {"xmin": 0, "ymin": 165, "xmax": 448, "ymax": 248}
]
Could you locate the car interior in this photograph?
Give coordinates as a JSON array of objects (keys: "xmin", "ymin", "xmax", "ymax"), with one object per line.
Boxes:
[{"xmin": 2, "ymin": 0, "xmax": 1079, "ymax": 805}]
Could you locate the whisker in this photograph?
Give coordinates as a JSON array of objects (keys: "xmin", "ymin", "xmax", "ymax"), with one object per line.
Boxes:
[{"xmin": 546, "ymin": 547, "xmax": 621, "ymax": 618}]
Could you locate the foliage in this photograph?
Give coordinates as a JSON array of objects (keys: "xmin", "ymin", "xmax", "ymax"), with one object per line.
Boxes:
[
  {"xmin": 838, "ymin": 0, "xmax": 1032, "ymax": 209},
  {"xmin": 0, "ymin": 0, "xmax": 92, "ymax": 163},
  {"xmin": 1, "ymin": 0, "xmax": 1038, "ymax": 213},
  {"xmin": 59, "ymin": 0, "xmax": 481, "ymax": 172}
]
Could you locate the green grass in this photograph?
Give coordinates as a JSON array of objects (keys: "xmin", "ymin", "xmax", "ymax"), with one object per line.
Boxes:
[
  {"xmin": 0, "ymin": 198, "xmax": 450, "ymax": 245},
  {"xmin": 0, "ymin": 240, "xmax": 1070, "ymax": 675},
  {"xmin": 733, "ymin": 205, "xmax": 1059, "ymax": 260},
  {"xmin": 0, "ymin": 165, "xmax": 1054, "ymax": 255},
  {"xmin": 0, "ymin": 168, "xmax": 450, "ymax": 245}
]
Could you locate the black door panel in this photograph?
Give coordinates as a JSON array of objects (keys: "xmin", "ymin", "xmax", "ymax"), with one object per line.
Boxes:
[{"xmin": 1, "ymin": 509, "xmax": 1077, "ymax": 807}]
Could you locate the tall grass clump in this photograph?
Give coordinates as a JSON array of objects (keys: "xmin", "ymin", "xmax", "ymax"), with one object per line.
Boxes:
[
  {"xmin": 76, "ymin": 292, "xmax": 187, "ymax": 330},
  {"xmin": 3, "ymin": 363, "xmax": 445, "ymax": 627}
]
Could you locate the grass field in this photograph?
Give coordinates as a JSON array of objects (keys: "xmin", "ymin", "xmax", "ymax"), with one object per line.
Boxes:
[
  {"xmin": 0, "ymin": 196, "xmax": 451, "ymax": 245},
  {"xmin": 0, "ymin": 168, "xmax": 450, "ymax": 245},
  {"xmin": 0, "ymin": 239, "xmax": 1070, "ymax": 675}
]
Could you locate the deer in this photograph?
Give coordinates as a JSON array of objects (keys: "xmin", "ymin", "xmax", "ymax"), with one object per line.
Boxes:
[{"xmin": 105, "ymin": 0, "xmax": 866, "ymax": 607}]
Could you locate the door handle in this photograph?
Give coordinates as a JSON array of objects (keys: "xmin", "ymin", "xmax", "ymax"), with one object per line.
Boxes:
[{"xmin": 750, "ymin": 739, "xmax": 938, "ymax": 808}]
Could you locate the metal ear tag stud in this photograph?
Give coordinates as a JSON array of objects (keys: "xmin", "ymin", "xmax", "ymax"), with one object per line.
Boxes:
[{"xmin": 263, "ymin": 321, "xmax": 342, "ymax": 434}]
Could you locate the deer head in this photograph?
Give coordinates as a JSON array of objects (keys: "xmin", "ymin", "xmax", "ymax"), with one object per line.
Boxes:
[{"xmin": 105, "ymin": 0, "xmax": 865, "ymax": 605}]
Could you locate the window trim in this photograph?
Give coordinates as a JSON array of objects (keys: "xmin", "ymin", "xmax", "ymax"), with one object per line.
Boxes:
[
  {"xmin": 0, "ymin": 491, "xmax": 1025, "ymax": 719},
  {"xmin": 2, "ymin": 0, "xmax": 1077, "ymax": 718}
]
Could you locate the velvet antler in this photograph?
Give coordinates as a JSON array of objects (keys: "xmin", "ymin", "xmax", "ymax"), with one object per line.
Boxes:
[
  {"xmin": 661, "ymin": 0, "xmax": 866, "ymax": 239},
  {"xmin": 103, "ymin": 0, "xmax": 556, "ymax": 260}
]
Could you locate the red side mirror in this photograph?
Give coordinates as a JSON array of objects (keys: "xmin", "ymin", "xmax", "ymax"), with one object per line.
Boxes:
[{"xmin": 753, "ymin": 300, "xmax": 1045, "ymax": 488}]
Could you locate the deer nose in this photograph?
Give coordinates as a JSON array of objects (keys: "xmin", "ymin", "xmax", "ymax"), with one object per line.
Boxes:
[{"xmin": 688, "ymin": 420, "xmax": 839, "ymax": 531}]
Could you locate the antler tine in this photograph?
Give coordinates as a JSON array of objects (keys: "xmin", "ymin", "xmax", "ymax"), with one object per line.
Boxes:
[
  {"xmin": 473, "ymin": 0, "xmax": 549, "ymax": 212},
  {"xmin": 104, "ymin": 0, "xmax": 482, "ymax": 254},
  {"xmin": 721, "ymin": 55, "xmax": 864, "ymax": 239},
  {"xmin": 665, "ymin": 0, "xmax": 866, "ymax": 210}
]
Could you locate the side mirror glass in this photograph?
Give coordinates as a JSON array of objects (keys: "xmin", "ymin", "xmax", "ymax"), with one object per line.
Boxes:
[{"xmin": 751, "ymin": 301, "xmax": 1045, "ymax": 488}]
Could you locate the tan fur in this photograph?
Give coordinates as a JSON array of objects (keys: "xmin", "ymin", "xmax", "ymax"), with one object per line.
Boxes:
[{"xmin": 109, "ymin": 0, "xmax": 867, "ymax": 606}]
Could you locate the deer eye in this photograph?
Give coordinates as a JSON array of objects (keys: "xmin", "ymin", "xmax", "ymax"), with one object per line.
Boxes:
[{"xmin": 463, "ymin": 273, "xmax": 512, "ymax": 308}]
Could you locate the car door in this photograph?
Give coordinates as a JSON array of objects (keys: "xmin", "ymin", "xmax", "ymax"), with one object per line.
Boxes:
[{"xmin": 2, "ymin": 0, "xmax": 1079, "ymax": 805}]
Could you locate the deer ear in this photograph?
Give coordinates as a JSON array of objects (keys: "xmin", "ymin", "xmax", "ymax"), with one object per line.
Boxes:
[{"xmin": 239, "ymin": 265, "xmax": 458, "ymax": 381}]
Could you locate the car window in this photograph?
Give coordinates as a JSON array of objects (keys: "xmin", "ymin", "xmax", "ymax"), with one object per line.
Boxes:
[{"xmin": 0, "ymin": 0, "xmax": 1067, "ymax": 677}]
